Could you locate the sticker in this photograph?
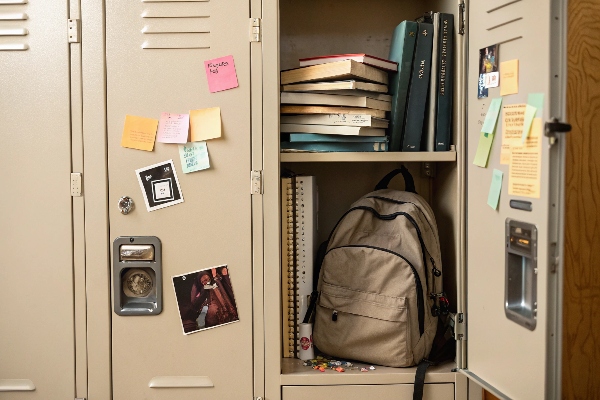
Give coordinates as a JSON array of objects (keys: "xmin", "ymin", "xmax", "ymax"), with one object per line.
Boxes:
[
  {"xmin": 172, "ymin": 265, "xmax": 240, "ymax": 335},
  {"xmin": 135, "ymin": 160, "xmax": 184, "ymax": 212},
  {"xmin": 478, "ymin": 44, "xmax": 499, "ymax": 99},
  {"xmin": 190, "ymin": 107, "xmax": 222, "ymax": 141},
  {"xmin": 178, "ymin": 142, "xmax": 210, "ymax": 173},
  {"xmin": 121, "ymin": 115, "xmax": 158, "ymax": 151},
  {"xmin": 500, "ymin": 59, "xmax": 519, "ymax": 96},
  {"xmin": 204, "ymin": 55, "xmax": 239, "ymax": 93},
  {"xmin": 156, "ymin": 112, "xmax": 190, "ymax": 144}
]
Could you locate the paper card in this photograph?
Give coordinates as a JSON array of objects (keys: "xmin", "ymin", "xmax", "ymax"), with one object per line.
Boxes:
[
  {"xmin": 135, "ymin": 160, "xmax": 184, "ymax": 212},
  {"xmin": 508, "ymin": 118, "xmax": 542, "ymax": 198},
  {"xmin": 477, "ymin": 44, "xmax": 499, "ymax": 99},
  {"xmin": 500, "ymin": 59, "xmax": 519, "ymax": 96},
  {"xmin": 528, "ymin": 93, "xmax": 545, "ymax": 118},
  {"xmin": 485, "ymin": 72, "xmax": 499, "ymax": 88},
  {"xmin": 157, "ymin": 113, "xmax": 190, "ymax": 144},
  {"xmin": 500, "ymin": 104, "xmax": 526, "ymax": 164},
  {"xmin": 172, "ymin": 265, "xmax": 240, "ymax": 335},
  {"xmin": 481, "ymin": 97, "xmax": 503, "ymax": 134},
  {"xmin": 121, "ymin": 115, "xmax": 159, "ymax": 151},
  {"xmin": 179, "ymin": 142, "xmax": 210, "ymax": 173},
  {"xmin": 487, "ymin": 169, "xmax": 504, "ymax": 210},
  {"xmin": 521, "ymin": 104, "xmax": 537, "ymax": 143},
  {"xmin": 204, "ymin": 55, "xmax": 239, "ymax": 93},
  {"xmin": 473, "ymin": 131, "xmax": 495, "ymax": 168},
  {"xmin": 190, "ymin": 107, "xmax": 221, "ymax": 142}
]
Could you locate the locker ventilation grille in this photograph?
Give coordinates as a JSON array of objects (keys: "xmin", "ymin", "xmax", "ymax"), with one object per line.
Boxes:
[
  {"xmin": 484, "ymin": 0, "xmax": 524, "ymax": 45},
  {"xmin": 0, "ymin": 0, "xmax": 29, "ymax": 51},
  {"xmin": 141, "ymin": 0, "xmax": 210, "ymax": 50}
]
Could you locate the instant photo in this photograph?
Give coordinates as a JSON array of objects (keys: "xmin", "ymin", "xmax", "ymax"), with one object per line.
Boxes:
[
  {"xmin": 135, "ymin": 159, "xmax": 184, "ymax": 212},
  {"xmin": 478, "ymin": 44, "xmax": 499, "ymax": 99},
  {"xmin": 172, "ymin": 265, "xmax": 240, "ymax": 335}
]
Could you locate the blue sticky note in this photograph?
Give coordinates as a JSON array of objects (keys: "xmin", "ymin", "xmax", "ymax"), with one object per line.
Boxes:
[
  {"xmin": 521, "ymin": 104, "xmax": 537, "ymax": 143},
  {"xmin": 178, "ymin": 142, "xmax": 210, "ymax": 173},
  {"xmin": 527, "ymin": 93, "xmax": 544, "ymax": 118},
  {"xmin": 481, "ymin": 98, "xmax": 503, "ymax": 134},
  {"xmin": 487, "ymin": 169, "xmax": 504, "ymax": 210}
]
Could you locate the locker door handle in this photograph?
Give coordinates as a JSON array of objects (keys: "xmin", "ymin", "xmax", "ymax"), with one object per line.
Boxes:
[
  {"xmin": 148, "ymin": 376, "xmax": 214, "ymax": 388},
  {"xmin": 0, "ymin": 379, "xmax": 35, "ymax": 391}
]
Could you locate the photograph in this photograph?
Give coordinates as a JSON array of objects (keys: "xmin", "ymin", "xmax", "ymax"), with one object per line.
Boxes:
[
  {"xmin": 172, "ymin": 265, "xmax": 240, "ymax": 335},
  {"xmin": 478, "ymin": 44, "xmax": 499, "ymax": 99}
]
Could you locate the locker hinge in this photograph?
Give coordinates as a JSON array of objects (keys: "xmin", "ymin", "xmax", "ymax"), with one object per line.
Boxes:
[
  {"xmin": 454, "ymin": 312, "xmax": 466, "ymax": 340},
  {"xmin": 249, "ymin": 18, "xmax": 261, "ymax": 42},
  {"xmin": 254, "ymin": 397, "xmax": 264, "ymax": 400},
  {"xmin": 75, "ymin": 398, "xmax": 86, "ymax": 400},
  {"xmin": 549, "ymin": 242, "xmax": 559, "ymax": 273},
  {"xmin": 71, "ymin": 172, "xmax": 83, "ymax": 197},
  {"xmin": 458, "ymin": 0, "xmax": 465, "ymax": 35},
  {"xmin": 68, "ymin": 19, "xmax": 81, "ymax": 43},
  {"xmin": 544, "ymin": 117, "xmax": 571, "ymax": 145},
  {"xmin": 251, "ymin": 170, "xmax": 263, "ymax": 195}
]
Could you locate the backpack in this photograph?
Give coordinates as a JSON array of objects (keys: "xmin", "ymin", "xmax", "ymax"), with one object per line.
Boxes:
[{"xmin": 311, "ymin": 166, "xmax": 449, "ymax": 368}]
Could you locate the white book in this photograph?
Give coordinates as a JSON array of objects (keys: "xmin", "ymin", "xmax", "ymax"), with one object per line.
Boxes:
[
  {"xmin": 282, "ymin": 80, "xmax": 388, "ymax": 93},
  {"xmin": 280, "ymin": 123, "xmax": 386, "ymax": 136},
  {"xmin": 280, "ymin": 92, "xmax": 392, "ymax": 112},
  {"xmin": 310, "ymin": 90, "xmax": 392, "ymax": 102},
  {"xmin": 280, "ymin": 114, "xmax": 389, "ymax": 128}
]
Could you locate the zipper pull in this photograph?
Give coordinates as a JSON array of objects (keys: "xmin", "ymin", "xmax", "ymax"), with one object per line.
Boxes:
[
  {"xmin": 332, "ymin": 310, "xmax": 338, "ymax": 321},
  {"xmin": 431, "ymin": 257, "xmax": 441, "ymax": 277}
]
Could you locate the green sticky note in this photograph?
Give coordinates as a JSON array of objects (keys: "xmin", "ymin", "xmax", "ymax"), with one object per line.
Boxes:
[
  {"xmin": 481, "ymin": 98, "xmax": 503, "ymax": 134},
  {"xmin": 487, "ymin": 169, "xmax": 504, "ymax": 210},
  {"xmin": 473, "ymin": 131, "xmax": 495, "ymax": 168},
  {"xmin": 178, "ymin": 142, "xmax": 210, "ymax": 173},
  {"xmin": 521, "ymin": 104, "xmax": 537, "ymax": 143},
  {"xmin": 528, "ymin": 93, "xmax": 544, "ymax": 118}
]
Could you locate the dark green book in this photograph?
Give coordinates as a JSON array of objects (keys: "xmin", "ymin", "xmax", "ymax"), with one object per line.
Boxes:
[
  {"xmin": 402, "ymin": 22, "xmax": 434, "ymax": 152},
  {"xmin": 388, "ymin": 21, "xmax": 418, "ymax": 152},
  {"xmin": 281, "ymin": 141, "xmax": 388, "ymax": 152},
  {"xmin": 435, "ymin": 14, "xmax": 454, "ymax": 151}
]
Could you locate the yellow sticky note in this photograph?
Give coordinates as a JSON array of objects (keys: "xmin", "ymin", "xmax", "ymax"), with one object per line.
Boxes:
[
  {"xmin": 500, "ymin": 59, "xmax": 519, "ymax": 96},
  {"xmin": 121, "ymin": 115, "xmax": 158, "ymax": 151},
  {"xmin": 500, "ymin": 104, "xmax": 526, "ymax": 164},
  {"xmin": 508, "ymin": 118, "xmax": 542, "ymax": 198},
  {"xmin": 190, "ymin": 107, "xmax": 222, "ymax": 142}
]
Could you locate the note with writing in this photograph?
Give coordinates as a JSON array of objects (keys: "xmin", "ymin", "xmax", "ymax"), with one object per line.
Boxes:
[
  {"xmin": 178, "ymin": 142, "xmax": 210, "ymax": 174},
  {"xmin": 473, "ymin": 131, "xmax": 495, "ymax": 168},
  {"xmin": 204, "ymin": 55, "xmax": 239, "ymax": 93},
  {"xmin": 500, "ymin": 104, "xmax": 526, "ymax": 164},
  {"xmin": 508, "ymin": 118, "xmax": 542, "ymax": 198},
  {"xmin": 190, "ymin": 107, "xmax": 221, "ymax": 142},
  {"xmin": 121, "ymin": 115, "xmax": 159, "ymax": 151},
  {"xmin": 500, "ymin": 59, "xmax": 519, "ymax": 96},
  {"xmin": 521, "ymin": 105, "xmax": 537, "ymax": 143},
  {"xmin": 481, "ymin": 97, "xmax": 503, "ymax": 134},
  {"xmin": 157, "ymin": 113, "xmax": 189, "ymax": 144},
  {"xmin": 487, "ymin": 169, "xmax": 504, "ymax": 210}
]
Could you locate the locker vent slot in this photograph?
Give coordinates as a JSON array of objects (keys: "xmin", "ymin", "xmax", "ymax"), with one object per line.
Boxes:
[
  {"xmin": 482, "ymin": 0, "xmax": 524, "ymax": 45},
  {"xmin": 0, "ymin": 1, "xmax": 28, "ymax": 51},
  {"xmin": 141, "ymin": 1, "xmax": 210, "ymax": 49},
  {"xmin": 487, "ymin": 0, "xmax": 522, "ymax": 13}
]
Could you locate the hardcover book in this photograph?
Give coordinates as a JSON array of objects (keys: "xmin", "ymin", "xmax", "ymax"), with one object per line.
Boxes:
[
  {"xmin": 299, "ymin": 53, "xmax": 398, "ymax": 72},
  {"xmin": 280, "ymin": 60, "xmax": 389, "ymax": 85},
  {"xmin": 435, "ymin": 13, "xmax": 454, "ymax": 151},
  {"xmin": 280, "ymin": 105, "xmax": 386, "ymax": 119},
  {"xmin": 282, "ymin": 80, "xmax": 388, "ymax": 93},
  {"xmin": 280, "ymin": 92, "xmax": 391, "ymax": 112}
]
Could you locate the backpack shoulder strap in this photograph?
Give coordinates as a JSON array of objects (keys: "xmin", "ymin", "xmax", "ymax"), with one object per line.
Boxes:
[{"xmin": 374, "ymin": 165, "xmax": 417, "ymax": 193}]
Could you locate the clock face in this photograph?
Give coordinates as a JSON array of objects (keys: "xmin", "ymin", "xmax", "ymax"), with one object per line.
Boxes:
[{"xmin": 123, "ymin": 269, "xmax": 153, "ymax": 297}]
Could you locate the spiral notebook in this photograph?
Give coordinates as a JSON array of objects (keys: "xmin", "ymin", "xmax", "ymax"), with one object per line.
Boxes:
[{"xmin": 281, "ymin": 175, "xmax": 318, "ymax": 358}]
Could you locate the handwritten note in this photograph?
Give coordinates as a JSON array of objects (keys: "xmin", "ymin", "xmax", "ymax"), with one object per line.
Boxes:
[
  {"xmin": 473, "ymin": 132, "xmax": 495, "ymax": 168},
  {"xmin": 121, "ymin": 115, "xmax": 158, "ymax": 151},
  {"xmin": 500, "ymin": 104, "xmax": 526, "ymax": 164},
  {"xmin": 204, "ymin": 55, "xmax": 239, "ymax": 93},
  {"xmin": 178, "ymin": 142, "xmax": 210, "ymax": 173},
  {"xmin": 500, "ymin": 59, "xmax": 519, "ymax": 96},
  {"xmin": 190, "ymin": 107, "xmax": 222, "ymax": 142},
  {"xmin": 509, "ymin": 118, "xmax": 542, "ymax": 198},
  {"xmin": 521, "ymin": 104, "xmax": 537, "ymax": 143},
  {"xmin": 481, "ymin": 98, "xmax": 503, "ymax": 134},
  {"xmin": 487, "ymin": 169, "xmax": 504, "ymax": 210},
  {"xmin": 157, "ymin": 113, "xmax": 189, "ymax": 144}
]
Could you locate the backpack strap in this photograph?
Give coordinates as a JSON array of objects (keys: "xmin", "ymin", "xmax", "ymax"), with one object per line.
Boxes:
[
  {"xmin": 413, "ymin": 359, "xmax": 432, "ymax": 400},
  {"xmin": 374, "ymin": 166, "xmax": 417, "ymax": 193},
  {"xmin": 302, "ymin": 240, "xmax": 329, "ymax": 324}
]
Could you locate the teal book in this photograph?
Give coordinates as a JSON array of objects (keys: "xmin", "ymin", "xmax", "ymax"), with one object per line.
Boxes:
[
  {"xmin": 289, "ymin": 133, "xmax": 388, "ymax": 143},
  {"xmin": 435, "ymin": 13, "xmax": 454, "ymax": 151},
  {"xmin": 281, "ymin": 141, "xmax": 388, "ymax": 152},
  {"xmin": 402, "ymin": 22, "xmax": 434, "ymax": 152},
  {"xmin": 388, "ymin": 21, "xmax": 418, "ymax": 151}
]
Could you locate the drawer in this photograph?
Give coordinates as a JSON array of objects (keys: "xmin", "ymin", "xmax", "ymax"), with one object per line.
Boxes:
[{"xmin": 283, "ymin": 383, "xmax": 455, "ymax": 400}]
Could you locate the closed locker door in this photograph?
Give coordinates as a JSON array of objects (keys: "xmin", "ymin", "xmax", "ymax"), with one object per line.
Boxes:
[
  {"xmin": 0, "ymin": 0, "xmax": 76, "ymax": 399},
  {"xmin": 105, "ymin": 0, "xmax": 254, "ymax": 399}
]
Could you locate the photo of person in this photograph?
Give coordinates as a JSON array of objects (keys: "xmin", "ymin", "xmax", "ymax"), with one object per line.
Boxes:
[
  {"xmin": 172, "ymin": 265, "xmax": 240, "ymax": 335},
  {"xmin": 478, "ymin": 44, "xmax": 499, "ymax": 99}
]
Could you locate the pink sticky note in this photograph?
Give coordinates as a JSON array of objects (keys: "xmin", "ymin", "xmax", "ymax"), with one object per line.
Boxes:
[
  {"xmin": 204, "ymin": 55, "xmax": 239, "ymax": 93},
  {"xmin": 156, "ymin": 112, "xmax": 190, "ymax": 144}
]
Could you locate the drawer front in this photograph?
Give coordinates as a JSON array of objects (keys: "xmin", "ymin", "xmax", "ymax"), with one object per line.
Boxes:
[{"xmin": 283, "ymin": 383, "xmax": 454, "ymax": 400}]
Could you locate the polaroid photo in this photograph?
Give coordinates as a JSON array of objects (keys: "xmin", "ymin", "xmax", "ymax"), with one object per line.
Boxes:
[
  {"xmin": 135, "ymin": 159, "xmax": 184, "ymax": 212},
  {"xmin": 172, "ymin": 265, "xmax": 240, "ymax": 335}
]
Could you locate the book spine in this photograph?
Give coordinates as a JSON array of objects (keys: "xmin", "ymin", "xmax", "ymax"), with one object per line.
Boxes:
[
  {"xmin": 281, "ymin": 178, "xmax": 294, "ymax": 358},
  {"xmin": 281, "ymin": 141, "xmax": 389, "ymax": 152},
  {"xmin": 289, "ymin": 133, "xmax": 388, "ymax": 143},
  {"xmin": 388, "ymin": 21, "xmax": 418, "ymax": 151},
  {"xmin": 281, "ymin": 113, "xmax": 374, "ymax": 127},
  {"xmin": 435, "ymin": 14, "xmax": 454, "ymax": 151},
  {"xmin": 402, "ymin": 22, "xmax": 434, "ymax": 152},
  {"xmin": 423, "ymin": 13, "xmax": 440, "ymax": 152}
]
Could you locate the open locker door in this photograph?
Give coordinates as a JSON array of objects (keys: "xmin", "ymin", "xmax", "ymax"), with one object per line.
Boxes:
[
  {"xmin": 105, "ymin": 0, "xmax": 254, "ymax": 398},
  {"xmin": 464, "ymin": 0, "xmax": 568, "ymax": 399}
]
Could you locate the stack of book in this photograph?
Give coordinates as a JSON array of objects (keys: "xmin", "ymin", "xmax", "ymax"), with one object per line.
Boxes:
[{"xmin": 279, "ymin": 54, "xmax": 397, "ymax": 153}]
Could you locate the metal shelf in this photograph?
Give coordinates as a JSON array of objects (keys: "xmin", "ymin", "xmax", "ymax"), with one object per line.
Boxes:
[{"xmin": 280, "ymin": 151, "xmax": 457, "ymax": 163}]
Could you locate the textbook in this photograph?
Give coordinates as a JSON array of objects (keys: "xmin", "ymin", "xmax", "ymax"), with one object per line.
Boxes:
[
  {"xmin": 280, "ymin": 92, "xmax": 391, "ymax": 112},
  {"xmin": 282, "ymin": 80, "xmax": 388, "ymax": 93},
  {"xmin": 299, "ymin": 53, "xmax": 398, "ymax": 72},
  {"xmin": 280, "ymin": 123, "xmax": 386, "ymax": 137},
  {"xmin": 280, "ymin": 60, "xmax": 389, "ymax": 85},
  {"xmin": 281, "ymin": 141, "xmax": 389, "ymax": 152},
  {"xmin": 435, "ymin": 13, "xmax": 454, "ymax": 151},
  {"xmin": 288, "ymin": 133, "xmax": 389, "ymax": 142},
  {"xmin": 280, "ymin": 105, "xmax": 386, "ymax": 119},
  {"xmin": 423, "ymin": 13, "xmax": 440, "ymax": 152},
  {"xmin": 309, "ymin": 90, "xmax": 392, "ymax": 102},
  {"xmin": 280, "ymin": 114, "xmax": 388, "ymax": 128}
]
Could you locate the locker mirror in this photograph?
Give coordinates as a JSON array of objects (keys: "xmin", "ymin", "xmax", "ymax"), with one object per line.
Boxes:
[
  {"xmin": 505, "ymin": 220, "xmax": 537, "ymax": 331},
  {"xmin": 113, "ymin": 236, "xmax": 162, "ymax": 316}
]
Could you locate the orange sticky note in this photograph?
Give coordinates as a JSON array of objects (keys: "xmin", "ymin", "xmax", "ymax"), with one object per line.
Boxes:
[
  {"xmin": 190, "ymin": 107, "xmax": 222, "ymax": 141},
  {"xmin": 500, "ymin": 59, "xmax": 519, "ymax": 96},
  {"xmin": 121, "ymin": 115, "xmax": 159, "ymax": 151}
]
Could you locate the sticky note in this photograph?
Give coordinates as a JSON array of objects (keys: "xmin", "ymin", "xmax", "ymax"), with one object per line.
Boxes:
[
  {"xmin": 156, "ymin": 113, "xmax": 190, "ymax": 144},
  {"xmin": 521, "ymin": 105, "xmax": 537, "ymax": 143},
  {"xmin": 178, "ymin": 142, "xmax": 210, "ymax": 173},
  {"xmin": 528, "ymin": 93, "xmax": 544, "ymax": 118},
  {"xmin": 190, "ymin": 107, "xmax": 222, "ymax": 141},
  {"xmin": 204, "ymin": 55, "xmax": 239, "ymax": 93},
  {"xmin": 473, "ymin": 131, "xmax": 495, "ymax": 168},
  {"xmin": 509, "ymin": 118, "xmax": 542, "ymax": 198},
  {"xmin": 500, "ymin": 59, "xmax": 519, "ymax": 96},
  {"xmin": 121, "ymin": 115, "xmax": 159, "ymax": 151},
  {"xmin": 481, "ymin": 98, "xmax": 503, "ymax": 134},
  {"xmin": 487, "ymin": 169, "xmax": 504, "ymax": 210},
  {"xmin": 501, "ymin": 104, "xmax": 526, "ymax": 164}
]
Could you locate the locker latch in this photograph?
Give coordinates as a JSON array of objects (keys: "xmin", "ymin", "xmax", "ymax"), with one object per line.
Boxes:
[
  {"xmin": 454, "ymin": 312, "xmax": 466, "ymax": 341},
  {"xmin": 68, "ymin": 19, "xmax": 81, "ymax": 43},
  {"xmin": 544, "ymin": 117, "xmax": 571, "ymax": 145},
  {"xmin": 251, "ymin": 170, "xmax": 263, "ymax": 195},
  {"xmin": 458, "ymin": 0, "xmax": 465, "ymax": 35},
  {"xmin": 249, "ymin": 18, "xmax": 261, "ymax": 42}
]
